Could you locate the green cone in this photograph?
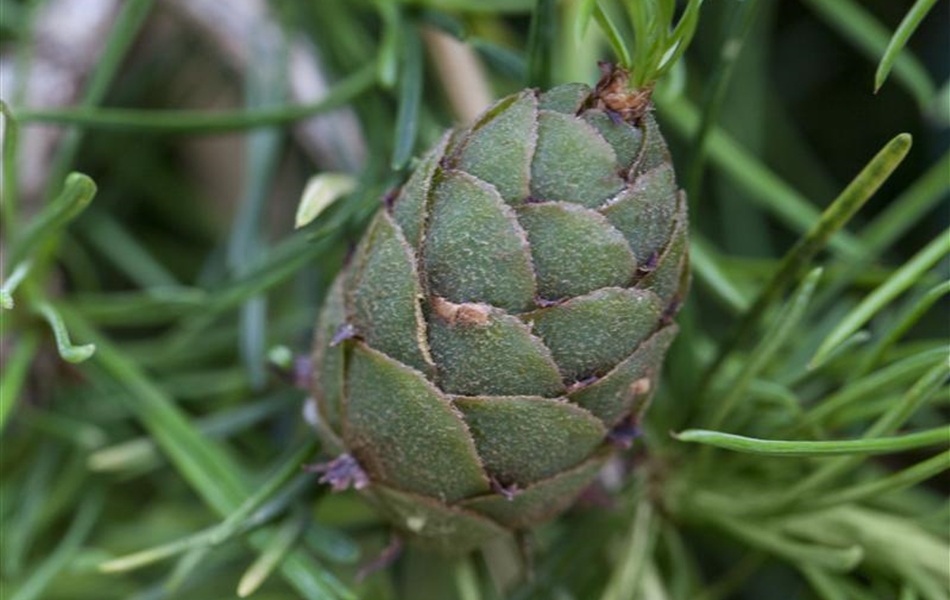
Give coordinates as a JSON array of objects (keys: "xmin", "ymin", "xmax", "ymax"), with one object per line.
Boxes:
[{"xmin": 310, "ymin": 78, "xmax": 689, "ymax": 553}]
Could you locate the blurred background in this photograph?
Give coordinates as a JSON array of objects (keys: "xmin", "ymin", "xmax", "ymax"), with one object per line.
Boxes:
[{"xmin": 1, "ymin": 0, "xmax": 947, "ymax": 599}]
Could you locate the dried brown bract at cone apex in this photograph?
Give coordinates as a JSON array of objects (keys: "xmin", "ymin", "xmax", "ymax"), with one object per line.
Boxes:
[{"xmin": 591, "ymin": 62, "xmax": 655, "ymax": 124}]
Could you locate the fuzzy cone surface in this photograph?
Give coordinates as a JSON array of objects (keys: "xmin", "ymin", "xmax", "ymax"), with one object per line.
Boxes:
[{"xmin": 310, "ymin": 81, "xmax": 689, "ymax": 553}]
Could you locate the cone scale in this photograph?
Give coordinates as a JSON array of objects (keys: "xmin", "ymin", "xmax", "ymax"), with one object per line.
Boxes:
[{"xmin": 310, "ymin": 74, "xmax": 689, "ymax": 553}]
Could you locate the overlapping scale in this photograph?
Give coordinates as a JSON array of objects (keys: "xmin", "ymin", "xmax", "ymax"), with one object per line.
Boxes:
[
  {"xmin": 452, "ymin": 395, "xmax": 606, "ymax": 487},
  {"xmin": 600, "ymin": 163, "xmax": 678, "ymax": 263},
  {"xmin": 422, "ymin": 170, "xmax": 536, "ymax": 312},
  {"xmin": 458, "ymin": 450, "xmax": 609, "ymax": 530},
  {"xmin": 348, "ymin": 212, "xmax": 433, "ymax": 374},
  {"xmin": 583, "ymin": 109, "xmax": 643, "ymax": 172},
  {"xmin": 636, "ymin": 193, "xmax": 690, "ymax": 305},
  {"xmin": 530, "ymin": 110, "xmax": 625, "ymax": 207},
  {"xmin": 428, "ymin": 306, "xmax": 564, "ymax": 398},
  {"xmin": 537, "ymin": 83, "xmax": 589, "ymax": 114},
  {"xmin": 524, "ymin": 287, "xmax": 663, "ymax": 382},
  {"xmin": 516, "ymin": 202, "xmax": 637, "ymax": 300},
  {"xmin": 343, "ymin": 344, "xmax": 489, "ymax": 503},
  {"xmin": 568, "ymin": 325, "xmax": 679, "ymax": 426},
  {"xmin": 450, "ymin": 91, "xmax": 537, "ymax": 204},
  {"xmin": 631, "ymin": 114, "xmax": 672, "ymax": 176},
  {"xmin": 392, "ymin": 131, "xmax": 452, "ymax": 249},
  {"xmin": 311, "ymin": 275, "xmax": 346, "ymax": 440}
]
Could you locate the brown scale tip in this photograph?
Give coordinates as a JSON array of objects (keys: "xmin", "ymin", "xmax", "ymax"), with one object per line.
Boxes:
[
  {"xmin": 432, "ymin": 296, "xmax": 491, "ymax": 327},
  {"xmin": 630, "ymin": 377, "xmax": 652, "ymax": 397},
  {"xmin": 591, "ymin": 62, "xmax": 654, "ymax": 124}
]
